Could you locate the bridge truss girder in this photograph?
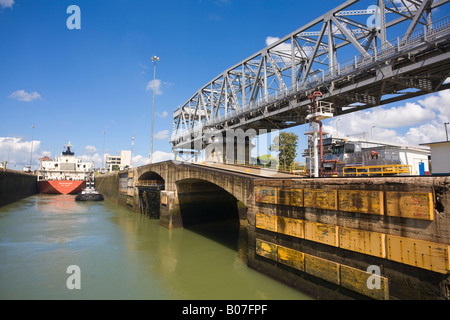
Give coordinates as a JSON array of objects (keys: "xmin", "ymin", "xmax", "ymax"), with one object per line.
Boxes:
[{"xmin": 171, "ymin": 0, "xmax": 450, "ymax": 152}]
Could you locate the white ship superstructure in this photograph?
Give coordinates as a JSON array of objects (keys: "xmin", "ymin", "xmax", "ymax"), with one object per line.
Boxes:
[{"xmin": 38, "ymin": 142, "xmax": 92, "ymax": 181}]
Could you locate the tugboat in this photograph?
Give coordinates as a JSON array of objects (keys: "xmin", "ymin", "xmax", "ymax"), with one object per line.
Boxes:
[{"xmin": 75, "ymin": 175, "xmax": 104, "ymax": 202}]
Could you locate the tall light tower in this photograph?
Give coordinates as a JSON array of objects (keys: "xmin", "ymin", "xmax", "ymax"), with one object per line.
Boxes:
[
  {"xmin": 29, "ymin": 125, "xmax": 36, "ymax": 171},
  {"xmin": 150, "ymin": 55, "xmax": 160, "ymax": 164},
  {"xmin": 131, "ymin": 135, "xmax": 134, "ymax": 167},
  {"xmin": 102, "ymin": 130, "xmax": 106, "ymax": 170}
]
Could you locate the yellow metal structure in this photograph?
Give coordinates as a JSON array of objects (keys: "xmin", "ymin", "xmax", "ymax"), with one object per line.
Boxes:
[
  {"xmin": 340, "ymin": 265, "xmax": 389, "ymax": 300},
  {"xmin": 304, "ymin": 189, "xmax": 338, "ymax": 210},
  {"xmin": 385, "ymin": 192, "xmax": 434, "ymax": 220},
  {"xmin": 387, "ymin": 235, "xmax": 450, "ymax": 274},
  {"xmin": 255, "ymin": 239, "xmax": 389, "ymax": 299},
  {"xmin": 135, "ymin": 180, "xmax": 164, "ymax": 187},
  {"xmin": 277, "ymin": 245, "xmax": 304, "ymax": 271},
  {"xmin": 255, "ymin": 212, "xmax": 277, "ymax": 232},
  {"xmin": 255, "ymin": 186, "xmax": 434, "ymax": 221},
  {"xmin": 343, "ymin": 164, "xmax": 412, "ymax": 177},
  {"xmin": 278, "ymin": 188, "xmax": 303, "ymax": 207},
  {"xmin": 304, "ymin": 221, "xmax": 339, "ymax": 247},
  {"xmin": 305, "ymin": 254, "xmax": 341, "ymax": 285},
  {"xmin": 338, "ymin": 190, "xmax": 384, "ymax": 215},
  {"xmin": 277, "ymin": 216, "xmax": 304, "ymax": 238},
  {"xmin": 255, "ymin": 211, "xmax": 450, "ymax": 274},
  {"xmin": 255, "ymin": 239, "xmax": 277, "ymax": 261},
  {"xmin": 339, "ymin": 227, "xmax": 386, "ymax": 258},
  {"xmin": 254, "ymin": 186, "xmax": 277, "ymax": 204}
]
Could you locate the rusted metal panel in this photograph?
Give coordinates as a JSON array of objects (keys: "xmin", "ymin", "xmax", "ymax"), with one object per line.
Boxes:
[
  {"xmin": 255, "ymin": 239, "xmax": 277, "ymax": 261},
  {"xmin": 255, "ymin": 186, "xmax": 278, "ymax": 204},
  {"xmin": 387, "ymin": 235, "xmax": 450, "ymax": 274},
  {"xmin": 277, "ymin": 245, "xmax": 305, "ymax": 271},
  {"xmin": 304, "ymin": 189, "xmax": 338, "ymax": 210},
  {"xmin": 160, "ymin": 194, "xmax": 168, "ymax": 205},
  {"xmin": 385, "ymin": 191, "xmax": 434, "ymax": 220},
  {"xmin": 338, "ymin": 190, "xmax": 384, "ymax": 215},
  {"xmin": 255, "ymin": 212, "xmax": 277, "ymax": 232},
  {"xmin": 278, "ymin": 189, "xmax": 303, "ymax": 207},
  {"xmin": 340, "ymin": 265, "xmax": 389, "ymax": 300},
  {"xmin": 277, "ymin": 216, "xmax": 304, "ymax": 238},
  {"xmin": 304, "ymin": 221, "xmax": 339, "ymax": 247},
  {"xmin": 304, "ymin": 254, "xmax": 340, "ymax": 285},
  {"xmin": 339, "ymin": 227, "xmax": 386, "ymax": 258}
]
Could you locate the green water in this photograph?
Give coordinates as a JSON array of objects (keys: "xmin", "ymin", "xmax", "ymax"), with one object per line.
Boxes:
[{"xmin": 0, "ymin": 194, "xmax": 311, "ymax": 300}]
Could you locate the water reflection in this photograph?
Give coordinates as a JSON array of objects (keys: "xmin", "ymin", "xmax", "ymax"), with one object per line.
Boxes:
[{"xmin": 0, "ymin": 195, "xmax": 311, "ymax": 300}]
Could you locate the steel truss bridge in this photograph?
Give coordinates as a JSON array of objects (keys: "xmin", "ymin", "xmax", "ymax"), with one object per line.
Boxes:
[{"xmin": 170, "ymin": 0, "xmax": 450, "ymax": 156}]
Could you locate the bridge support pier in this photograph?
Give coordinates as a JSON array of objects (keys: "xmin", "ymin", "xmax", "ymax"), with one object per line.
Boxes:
[
  {"xmin": 204, "ymin": 130, "xmax": 256, "ymax": 165},
  {"xmin": 159, "ymin": 190, "xmax": 183, "ymax": 229}
]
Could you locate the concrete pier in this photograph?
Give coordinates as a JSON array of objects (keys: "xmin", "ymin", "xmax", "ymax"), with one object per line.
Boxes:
[{"xmin": 95, "ymin": 161, "xmax": 450, "ymax": 300}]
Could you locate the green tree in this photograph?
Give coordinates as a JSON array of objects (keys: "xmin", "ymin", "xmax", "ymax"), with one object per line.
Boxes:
[
  {"xmin": 270, "ymin": 132, "xmax": 299, "ymax": 169},
  {"xmin": 257, "ymin": 154, "xmax": 278, "ymax": 168}
]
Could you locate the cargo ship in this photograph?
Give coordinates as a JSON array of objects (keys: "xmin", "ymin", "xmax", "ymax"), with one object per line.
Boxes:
[{"xmin": 37, "ymin": 142, "xmax": 94, "ymax": 195}]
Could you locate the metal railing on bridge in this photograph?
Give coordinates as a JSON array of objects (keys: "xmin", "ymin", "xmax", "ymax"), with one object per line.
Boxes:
[
  {"xmin": 343, "ymin": 164, "xmax": 412, "ymax": 177},
  {"xmin": 171, "ymin": 0, "xmax": 450, "ymax": 152},
  {"xmin": 135, "ymin": 180, "xmax": 165, "ymax": 187}
]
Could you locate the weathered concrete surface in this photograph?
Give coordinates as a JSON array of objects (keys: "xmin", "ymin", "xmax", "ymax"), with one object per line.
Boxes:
[
  {"xmin": 95, "ymin": 172, "xmax": 120, "ymax": 204},
  {"xmin": 0, "ymin": 170, "xmax": 38, "ymax": 207}
]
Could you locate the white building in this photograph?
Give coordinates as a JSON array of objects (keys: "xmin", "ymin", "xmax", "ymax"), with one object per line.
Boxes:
[
  {"xmin": 105, "ymin": 150, "xmax": 131, "ymax": 171},
  {"xmin": 421, "ymin": 141, "xmax": 450, "ymax": 175}
]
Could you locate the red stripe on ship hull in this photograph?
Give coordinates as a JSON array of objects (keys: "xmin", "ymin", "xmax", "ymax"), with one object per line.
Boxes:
[{"xmin": 38, "ymin": 181, "xmax": 85, "ymax": 195}]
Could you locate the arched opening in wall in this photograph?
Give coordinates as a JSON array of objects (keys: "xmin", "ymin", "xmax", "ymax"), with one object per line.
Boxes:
[
  {"xmin": 176, "ymin": 178, "xmax": 248, "ymax": 254},
  {"xmin": 137, "ymin": 171, "xmax": 165, "ymax": 219}
]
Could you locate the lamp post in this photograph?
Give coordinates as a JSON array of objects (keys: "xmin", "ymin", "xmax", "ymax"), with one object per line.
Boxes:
[
  {"xmin": 29, "ymin": 125, "xmax": 36, "ymax": 172},
  {"xmin": 150, "ymin": 55, "xmax": 160, "ymax": 164},
  {"xmin": 336, "ymin": 119, "xmax": 341, "ymax": 137},
  {"xmin": 102, "ymin": 131, "xmax": 106, "ymax": 170},
  {"xmin": 445, "ymin": 122, "xmax": 449, "ymax": 141},
  {"xmin": 371, "ymin": 126, "xmax": 376, "ymax": 140}
]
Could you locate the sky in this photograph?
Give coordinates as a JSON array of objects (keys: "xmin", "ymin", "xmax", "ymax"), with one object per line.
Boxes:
[{"xmin": 1, "ymin": 0, "xmax": 449, "ymax": 170}]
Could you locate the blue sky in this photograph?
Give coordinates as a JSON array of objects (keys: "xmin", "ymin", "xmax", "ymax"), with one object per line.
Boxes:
[{"xmin": 1, "ymin": 0, "xmax": 449, "ymax": 170}]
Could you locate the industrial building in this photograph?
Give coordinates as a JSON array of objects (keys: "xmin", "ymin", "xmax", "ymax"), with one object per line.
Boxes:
[{"xmin": 303, "ymin": 133, "xmax": 430, "ymax": 177}]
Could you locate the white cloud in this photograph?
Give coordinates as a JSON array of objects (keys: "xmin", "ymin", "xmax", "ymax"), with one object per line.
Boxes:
[
  {"xmin": 156, "ymin": 111, "xmax": 168, "ymax": 118},
  {"xmin": 9, "ymin": 89, "xmax": 42, "ymax": 102},
  {"xmin": 0, "ymin": 0, "xmax": 14, "ymax": 9},
  {"xmin": 132, "ymin": 151, "xmax": 172, "ymax": 166},
  {"xmin": 84, "ymin": 145, "xmax": 97, "ymax": 154},
  {"xmin": 79, "ymin": 153, "xmax": 102, "ymax": 167},
  {"xmin": 155, "ymin": 130, "xmax": 169, "ymax": 140},
  {"xmin": 131, "ymin": 155, "xmax": 148, "ymax": 167},
  {"xmin": 152, "ymin": 151, "xmax": 172, "ymax": 163},
  {"xmin": 0, "ymin": 137, "xmax": 43, "ymax": 170},
  {"xmin": 323, "ymin": 89, "xmax": 450, "ymax": 146},
  {"xmin": 146, "ymin": 79, "xmax": 163, "ymax": 95},
  {"xmin": 418, "ymin": 89, "xmax": 450, "ymax": 123},
  {"xmin": 78, "ymin": 145, "xmax": 102, "ymax": 167}
]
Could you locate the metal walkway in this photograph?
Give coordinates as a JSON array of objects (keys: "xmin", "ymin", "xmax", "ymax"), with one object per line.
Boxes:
[{"xmin": 171, "ymin": 0, "xmax": 450, "ymax": 152}]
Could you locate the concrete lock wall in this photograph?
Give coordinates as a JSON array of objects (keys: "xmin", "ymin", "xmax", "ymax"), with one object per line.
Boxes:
[
  {"xmin": 95, "ymin": 163, "xmax": 450, "ymax": 300},
  {"xmin": 249, "ymin": 176, "xmax": 450, "ymax": 300},
  {"xmin": 0, "ymin": 170, "xmax": 39, "ymax": 208}
]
